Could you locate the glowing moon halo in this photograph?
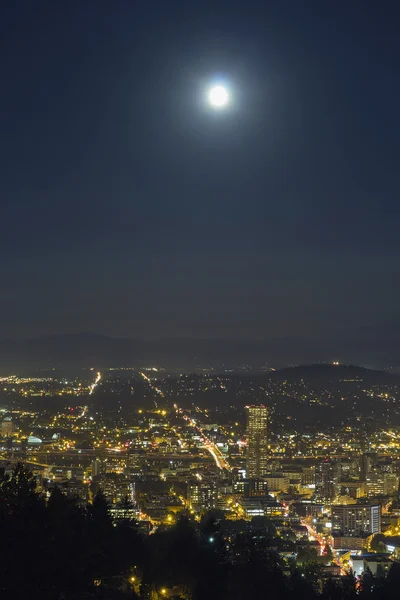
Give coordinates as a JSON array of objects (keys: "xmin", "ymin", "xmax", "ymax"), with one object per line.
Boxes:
[{"xmin": 208, "ymin": 85, "xmax": 229, "ymax": 108}]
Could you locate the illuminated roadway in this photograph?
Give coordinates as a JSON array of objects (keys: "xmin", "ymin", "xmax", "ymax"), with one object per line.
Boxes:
[
  {"xmin": 174, "ymin": 405, "xmax": 231, "ymax": 471},
  {"xmin": 89, "ymin": 371, "xmax": 101, "ymax": 395},
  {"xmin": 139, "ymin": 372, "xmax": 164, "ymax": 408},
  {"xmin": 303, "ymin": 519, "xmax": 345, "ymax": 573}
]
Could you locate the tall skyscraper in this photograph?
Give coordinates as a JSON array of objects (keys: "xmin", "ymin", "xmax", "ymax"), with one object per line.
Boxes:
[
  {"xmin": 246, "ymin": 405, "xmax": 268, "ymax": 479},
  {"xmin": 315, "ymin": 459, "xmax": 341, "ymax": 502},
  {"xmin": 360, "ymin": 452, "xmax": 377, "ymax": 481},
  {"xmin": 1, "ymin": 418, "xmax": 12, "ymax": 437}
]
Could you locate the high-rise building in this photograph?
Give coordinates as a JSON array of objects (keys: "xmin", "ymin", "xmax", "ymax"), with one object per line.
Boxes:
[
  {"xmin": 360, "ymin": 452, "xmax": 377, "ymax": 481},
  {"xmin": 245, "ymin": 405, "xmax": 268, "ymax": 479},
  {"xmin": 1, "ymin": 418, "xmax": 12, "ymax": 437},
  {"xmin": 125, "ymin": 447, "xmax": 145, "ymax": 476},
  {"xmin": 243, "ymin": 478, "xmax": 269, "ymax": 497},
  {"xmin": 93, "ymin": 474, "xmax": 134, "ymax": 505},
  {"xmin": 315, "ymin": 460, "xmax": 341, "ymax": 502},
  {"xmin": 91, "ymin": 458, "xmax": 107, "ymax": 478},
  {"xmin": 187, "ymin": 478, "xmax": 217, "ymax": 512},
  {"xmin": 366, "ymin": 472, "xmax": 399, "ymax": 496},
  {"xmin": 332, "ymin": 504, "xmax": 381, "ymax": 537}
]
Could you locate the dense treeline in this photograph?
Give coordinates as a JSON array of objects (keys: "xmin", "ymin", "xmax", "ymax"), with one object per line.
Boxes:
[{"xmin": 1, "ymin": 464, "xmax": 400, "ymax": 600}]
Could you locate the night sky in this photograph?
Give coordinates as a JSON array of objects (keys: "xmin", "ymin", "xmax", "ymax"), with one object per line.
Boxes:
[{"xmin": 1, "ymin": 1, "xmax": 400, "ymax": 341}]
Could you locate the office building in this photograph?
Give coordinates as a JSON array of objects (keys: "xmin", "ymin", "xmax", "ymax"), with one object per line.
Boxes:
[
  {"xmin": 125, "ymin": 447, "xmax": 146, "ymax": 476},
  {"xmin": 264, "ymin": 474, "xmax": 290, "ymax": 493},
  {"xmin": 243, "ymin": 478, "xmax": 269, "ymax": 497},
  {"xmin": 245, "ymin": 405, "xmax": 268, "ymax": 479},
  {"xmin": 92, "ymin": 474, "xmax": 134, "ymax": 505},
  {"xmin": 341, "ymin": 480, "xmax": 367, "ymax": 499},
  {"xmin": 91, "ymin": 458, "xmax": 107, "ymax": 478},
  {"xmin": 1, "ymin": 418, "xmax": 12, "ymax": 437},
  {"xmin": 366, "ymin": 472, "xmax": 399, "ymax": 496},
  {"xmin": 332, "ymin": 504, "xmax": 381, "ymax": 537},
  {"xmin": 187, "ymin": 478, "xmax": 217, "ymax": 512},
  {"xmin": 301, "ymin": 466, "xmax": 316, "ymax": 486},
  {"xmin": 360, "ymin": 453, "xmax": 377, "ymax": 481},
  {"xmin": 350, "ymin": 554, "xmax": 393, "ymax": 577},
  {"xmin": 315, "ymin": 460, "xmax": 341, "ymax": 502},
  {"xmin": 238, "ymin": 496, "xmax": 286, "ymax": 518}
]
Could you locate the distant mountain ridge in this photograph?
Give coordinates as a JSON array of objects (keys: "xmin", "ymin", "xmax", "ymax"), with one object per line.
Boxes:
[
  {"xmin": 0, "ymin": 332, "xmax": 399, "ymax": 372},
  {"xmin": 269, "ymin": 363, "xmax": 397, "ymax": 384}
]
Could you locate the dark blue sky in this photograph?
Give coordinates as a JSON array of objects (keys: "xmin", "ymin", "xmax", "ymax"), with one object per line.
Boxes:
[{"xmin": 1, "ymin": 0, "xmax": 400, "ymax": 340}]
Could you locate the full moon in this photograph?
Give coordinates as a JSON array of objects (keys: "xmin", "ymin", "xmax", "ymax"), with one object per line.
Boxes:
[{"xmin": 208, "ymin": 85, "xmax": 229, "ymax": 108}]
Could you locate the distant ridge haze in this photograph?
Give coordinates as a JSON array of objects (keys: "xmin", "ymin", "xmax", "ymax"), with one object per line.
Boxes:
[{"xmin": 0, "ymin": 332, "xmax": 399, "ymax": 372}]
